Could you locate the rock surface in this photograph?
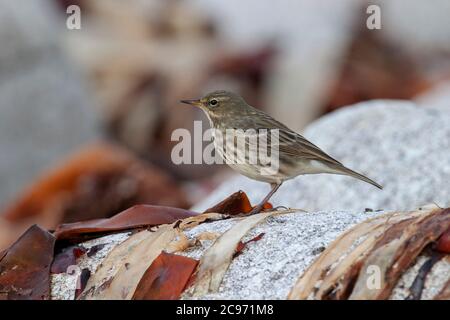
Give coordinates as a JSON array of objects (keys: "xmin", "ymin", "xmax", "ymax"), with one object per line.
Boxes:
[
  {"xmin": 179, "ymin": 210, "xmax": 378, "ymax": 300},
  {"xmin": 416, "ymin": 82, "xmax": 450, "ymax": 113},
  {"xmin": 379, "ymin": 0, "xmax": 450, "ymax": 53},
  {"xmin": 52, "ymin": 210, "xmax": 377, "ymax": 300},
  {"xmin": 194, "ymin": 100, "xmax": 450, "ymax": 213},
  {"xmin": 0, "ymin": 0, "xmax": 98, "ymax": 208},
  {"xmin": 50, "ymin": 207, "xmax": 450, "ymax": 300}
]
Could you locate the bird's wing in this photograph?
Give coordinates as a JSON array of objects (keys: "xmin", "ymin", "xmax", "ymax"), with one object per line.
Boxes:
[
  {"xmin": 245, "ymin": 109, "xmax": 344, "ymax": 166},
  {"xmin": 277, "ymin": 129, "xmax": 344, "ymax": 166}
]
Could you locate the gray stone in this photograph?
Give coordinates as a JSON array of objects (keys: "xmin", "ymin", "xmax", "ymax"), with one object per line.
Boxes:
[
  {"xmin": 180, "ymin": 210, "xmax": 379, "ymax": 299},
  {"xmin": 194, "ymin": 100, "xmax": 450, "ymax": 212},
  {"xmin": 0, "ymin": 0, "xmax": 98, "ymax": 207},
  {"xmin": 416, "ymin": 82, "xmax": 450, "ymax": 113},
  {"xmin": 379, "ymin": 0, "xmax": 450, "ymax": 53},
  {"xmin": 52, "ymin": 210, "xmax": 376, "ymax": 300},
  {"xmin": 50, "ymin": 208, "xmax": 449, "ymax": 300}
]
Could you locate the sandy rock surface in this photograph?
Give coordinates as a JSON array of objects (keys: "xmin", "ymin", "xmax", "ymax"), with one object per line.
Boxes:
[
  {"xmin": 50, "ymin": 208, "xmax": 449, "ymax": 300},
  {"xmin": 50, "ymin": 210, "xmax": 379, "ymax": 299}
]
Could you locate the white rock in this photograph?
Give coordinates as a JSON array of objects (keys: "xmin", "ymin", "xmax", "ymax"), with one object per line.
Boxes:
[
  {"xmin": 50, "ymin": 210, "xmax": 382, "ymax": 300},
  {"xmin": 194, "ymin": 100, "xmax": 450, "ymax": 212},
  {"xmin": 379, "ymin": 0, "xmax": 450, "ymax": 53},
  {"xmin": 50, "ymin": 209, "xmax": 449, "ymax": 300},
  {"xmin": 180, "ymin": 210, "xmax": 380, "ymax": 299},
  {"xmin": 51, "ymin": 232, "xmax": 131, "ymax": 300},
  {"xmin": 416, "ymin": 82, "xmax": 450, "ymax": 113}
]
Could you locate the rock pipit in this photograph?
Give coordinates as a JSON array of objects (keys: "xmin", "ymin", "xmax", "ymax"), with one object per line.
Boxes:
[{"xmin": 181, "ymin": 91, "xmax": 382, "ymax": 214}]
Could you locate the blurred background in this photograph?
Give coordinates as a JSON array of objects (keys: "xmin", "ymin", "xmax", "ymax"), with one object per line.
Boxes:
[{"xmin": 1, "ymin": 0, "xmax": 450, "ymax": 249}]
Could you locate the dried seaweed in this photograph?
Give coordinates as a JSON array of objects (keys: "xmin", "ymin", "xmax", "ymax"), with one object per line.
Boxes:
[
  {"xmin": 54, "ymin": 204, "xmax": 197, "ymax": 241},
  {"xmin": 288, "ymin": 211, "xmax": 414, "ymax": 299},
  {"xmin": 234, "ymin": 233, "xmax": 265, "ymax": 258},
  {"xmin": 80, "ymin": 225, "xmax": 178, "ymax": 299},
  {"xmin": 436, "ymin": 226, "xmax": 450, "ymax": 253},
  {"xmin": 3, "ymin": 143, "xmax": 189, "ymax": 229},
  {"xmin": 195, "ymin": 232, "xmax": 221, "ymax": 241},
  {"xmin": 177, "ymin": 212, "xmax": 227, "ymax": 230},
  {"xmin": 406, "ymin": 252, "xmax": 444, "ymax": 300},
  {"xmin": 189, "ymin": 210, "xmax": 283, "ymax": 296},
  {"xmin": 435, "ymin": 278, "xmax": 450, "ymax": 300},
  {"xmin": 0, "ymin": 225, "xmax": 55, "ymax": 300},
  {"xmin": 350, "ymin": 208, "xmax": 450, "ymax": 299},
  {"xmin": 75, "ymin": 268, "xmax": 91, "ymax": 299},
  {"xmin": 203, "ymin": 190, "xmax": 272, "ymax": 215},
  {"xmin": 51, "ymin": 245, "xmax": 87, "ymax": 274},
  {"xmin": 203, "ymin": 191, "xmax": 253, "ymax": 215},
  {"xmin": 132, "ymin": 252, "xmax": 198, "ymax": 300},
  {"xmin": 288, "ymin": 207, "xmax": 449, "ymax": 300},
  {"xmin": 87, "ymin": 244, "xmax": 106, "ymax": 257},
  {"xmin": 79, "ymin": 229, "xmax": 150, "ymax": 299}
]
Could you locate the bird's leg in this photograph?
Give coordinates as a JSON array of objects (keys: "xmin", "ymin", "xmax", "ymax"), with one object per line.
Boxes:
[{"xmin": 248, "ymin": 183, "xmax": 282, "ymax": 215}]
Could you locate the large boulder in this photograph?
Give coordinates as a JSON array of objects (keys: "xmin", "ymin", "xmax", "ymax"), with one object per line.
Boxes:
[
  {"xmin": 0, "ymin": 0, "xmax": 98, "ymax": 208},
  {"xmin": 194, "ymin": 100, "xmax": 450, "ymax": 213},
  {"xmin": 47, "ymin": 206, "xmax": 449, "ymax": 300},
  {"xmin": 2, "ymin": 191, "xmax": 446, "ymax": 300}
]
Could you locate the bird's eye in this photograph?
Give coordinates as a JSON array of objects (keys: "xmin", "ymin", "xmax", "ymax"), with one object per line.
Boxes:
[{"xmin": 209, "ymin": 99, "xmax": 218, "ymax": 106}]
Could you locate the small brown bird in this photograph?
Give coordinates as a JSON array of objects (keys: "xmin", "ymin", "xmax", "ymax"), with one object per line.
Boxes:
[{"xmin": 181, "ymin": 91, "xmax": 382, "ymax": 214}]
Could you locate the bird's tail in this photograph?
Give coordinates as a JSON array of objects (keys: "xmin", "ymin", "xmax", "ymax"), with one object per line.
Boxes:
[{"xmin": 330, "ymin": 164, "xmax": 383, "ymax": 189}]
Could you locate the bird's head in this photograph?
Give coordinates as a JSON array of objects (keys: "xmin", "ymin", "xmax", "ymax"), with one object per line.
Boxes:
[{"xmin": 180, "ymin": 91, "xmax": 247, "ymax": 119}]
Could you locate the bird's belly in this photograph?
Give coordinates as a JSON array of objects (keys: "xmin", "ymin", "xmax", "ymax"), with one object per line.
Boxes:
[
  {"xmin": 212, "ymin": 131, "xmax": 336, "ymax": 183},
  {"xmin": 280, "ymin": 159, "xmax": 337, "ymax": 178},
  {"xmin": 228, "ymin": 160, "xmax": 334, "ymax": 183},
  {"xmin": 227, "ymin": 163, "xmax": 284, "ymax": 183},
  {"xmin": 213, "ymin": 137, "xmax": 284, "ymax": 184}
]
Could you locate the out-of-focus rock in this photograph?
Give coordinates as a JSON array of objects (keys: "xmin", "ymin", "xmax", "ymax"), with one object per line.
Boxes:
[
  {"xmin": 0, "ymin": 143, "xmax": 189, "ymax": 250},
  {"xmin": 416, "ymin": 82, "xmax": 450, "ymax": 113},
  {"xmin": 379, "ymin": 0, "xmax": 450, "ymax": 54},
  {"xmin": 61, "ymin": 0, "xmax": 276, "ymax": 181},
  {"xmin": 194, "ymin": 100, "xmax": 450, "ymax": 213},
  {"xmin": 191, "ymin": 0, "xmax": 360, "ymax": 131},
  {"xmin": 0, "ymin": 0, "xmax": 99, "ymax": 208},
  {"xmin": 191, "ymin": 1, "xmax": 450, "ymax": 130}
]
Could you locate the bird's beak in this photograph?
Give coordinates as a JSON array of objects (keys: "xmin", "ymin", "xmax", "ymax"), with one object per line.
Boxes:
[{"xmin": 180, "ymin": 99, "xmax": 203, "ymax": 108}]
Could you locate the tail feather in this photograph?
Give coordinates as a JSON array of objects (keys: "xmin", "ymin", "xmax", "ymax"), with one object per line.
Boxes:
[{"xmin": 330, "ymin": 164, "xmax": 383, "ymax": 189}]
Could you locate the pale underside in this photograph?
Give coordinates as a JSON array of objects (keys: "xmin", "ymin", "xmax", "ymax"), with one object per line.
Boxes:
[{"xmin": 212, "ymin": 129, "xmax": 342, "ymax": 184}]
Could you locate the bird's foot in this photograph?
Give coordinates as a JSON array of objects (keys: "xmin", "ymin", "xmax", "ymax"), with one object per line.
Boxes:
[
  {"xmin": 270, "ymin": 205, "xmax": 288, "ymax": 211},
  {"xmin": 247, "ymin": 205, "xmax": 288, "ymax": 215},
  {"xmin": 247, "ymin": 205, "xmax": 264, "ymax": 215}
]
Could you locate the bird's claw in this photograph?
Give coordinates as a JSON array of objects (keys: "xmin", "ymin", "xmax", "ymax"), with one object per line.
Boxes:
[{"xmin": 270, "ymin": 205, "xmax": 288, "ymax": 211}]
